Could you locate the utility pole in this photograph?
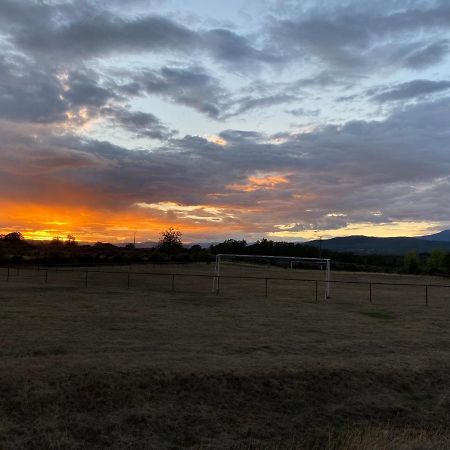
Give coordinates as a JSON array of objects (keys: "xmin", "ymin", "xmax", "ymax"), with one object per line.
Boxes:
[{"xmin": 133, "ymin": 231, "xmax": 136, "ymax": 247}]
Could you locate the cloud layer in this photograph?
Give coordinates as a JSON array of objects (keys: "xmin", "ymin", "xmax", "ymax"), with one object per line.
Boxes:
[{"xmin": 1, "ymin": 0, "xmax": 450, "ymax": 241}]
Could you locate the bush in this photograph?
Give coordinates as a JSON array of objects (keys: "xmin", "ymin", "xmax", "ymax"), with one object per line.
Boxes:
[
  {"xmin": 404, "ymin": 251, "xmax": 421, "ymax": 274},
  {"xmin": 427, "ymin": 248, "xmax": 445, "ymax": 275}
]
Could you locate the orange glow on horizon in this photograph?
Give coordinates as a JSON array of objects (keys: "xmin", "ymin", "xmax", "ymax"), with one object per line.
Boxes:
[
  {"xmin": 1, "ymin": 201, "xmax": 441, "ymax": 243},
  {"xmin": 0, "ymin": 201, "xmax": 249, "ymax": 243}
]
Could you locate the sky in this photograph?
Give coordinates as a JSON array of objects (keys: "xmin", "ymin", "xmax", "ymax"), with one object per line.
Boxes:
[{"xmin": 1, "ymin": 0, "xmax": 450, "ymax": 243}]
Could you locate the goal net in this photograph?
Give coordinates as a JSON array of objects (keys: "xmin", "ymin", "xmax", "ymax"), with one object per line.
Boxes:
[{"xmin": 212, "ymin": 254, "xmax": 331, "ymax": 299}]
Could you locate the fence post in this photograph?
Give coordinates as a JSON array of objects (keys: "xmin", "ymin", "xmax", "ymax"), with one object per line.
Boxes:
[
  {"xmin": 216, "ymin": 276, "xmax": 220, "ymax": 295},
  {"xmin": 369, "ymin": 283, "xmax": 372, "ymax": 304},
  {"xmin": 264, "ymin": 278, "xmax": 268, "ymax": 298},
  {"xmin": 127, "ymin": 272, "xmax": 131, "ymax": 289},
  {"xmin": 315, "ymin": 280, "xmax": 318, "ymax": 302},
  {"xmin": 171, "ymin": 274, "xmax": 175, "ymax": 292},
  {"xmin": 425, "ymin": 285, "xmax": 428, "ymax": 306},
  {"xmin": 85, "ymin": 271, "xmax": 88, "ymax": 288}
]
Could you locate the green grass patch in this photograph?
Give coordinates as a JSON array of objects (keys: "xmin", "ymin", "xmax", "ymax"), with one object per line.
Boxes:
[{"xmin": 359, "ymin": 310, "xmax": 395, "ymax": 320}]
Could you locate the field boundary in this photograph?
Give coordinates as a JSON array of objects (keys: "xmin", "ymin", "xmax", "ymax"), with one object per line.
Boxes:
[{"xmin": 1, "ymin": 264, "xmax": 450, "ymax": 305}]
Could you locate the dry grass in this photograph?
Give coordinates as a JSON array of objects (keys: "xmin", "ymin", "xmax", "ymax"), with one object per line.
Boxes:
[{"xmin": 0, "ymin": 263, "xmax": 449, "ymax": 449}]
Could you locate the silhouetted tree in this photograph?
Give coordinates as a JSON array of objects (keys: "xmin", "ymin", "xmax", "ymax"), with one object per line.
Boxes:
[
  {"xmin": 1, "ymin": 232, "xmax": 24, "ymax": 241},
  {"xmin": 94, "ymin": 242, "xmax": 117, "ymax": 249},
  {"xmin": 211, "ymin": 239, "xmax": 247, "ymax": 255},
  {"xmin": 65, "ymin": 234, "xmax": 77, "ymax": 246},
  {"xmin": 158, "ymin": 228, "xmax": 183, "ymax": 254},
  {"xmin": 190, "ymin": 244, "xmax": 202, "ymax": 253},
  {"xmin": 51, "ymin": 236, "xmax": 63, "ymax": 246}
]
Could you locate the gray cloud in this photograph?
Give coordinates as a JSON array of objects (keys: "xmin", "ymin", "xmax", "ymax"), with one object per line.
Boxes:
[
  {"xmin": 2, "ymin": 97, "xmax": 449, "ymax": 232},
  {"xmin": 0, "ymin": 53, "xmax": 177, "ymax": 140},
  {"xmin": 226, "ymin": 94, "xmax": 298, "ymax": 117},
  {"xmin": 18, "ymin": 15, "xmax": 198, "ymax": 60},
  {"xmin": 2, "ymin": 0, "xmax": 450, "ymax": 238},
  {"xmin": 371, "ymin": 80, "xmax": 450, "ymax": 102},
  {"xmin": 403, "ymin": 40, "xmax": 450, "ymax": 69},
  {"xmin": 202, "ymin": 28, "xmax": 279, "ymax": 69},
  {"xmin": 64, "ymin": 70, "xmax": 118, "ymax": 107},
  {"xmin": 267, "ymin": 1, "xmax": 450, "ymax": 70},
  {"xmin": 102, "ymin": 106, "xmax": 176, "ymax": 140},
  {"xmin": 0, "ymin": 1, "xmax": 274, "ymax": 70},
  {"xmin": 0, "ymin": 55, "xmax": 68, "ymax": 123},
  {"xmin": 285, "ymin": 107, "xmax": 320, "ymax": 117},
  {"xmin": 0, "ymin": 55, "xmax": 122, "ymax": 123},
  {"xmin": 134, "ymin": 66, "xmax": 227, "ymax": 118},
  {"xmin": 119, "ymin": 65, "xmax": 300, "ymax": 119}
]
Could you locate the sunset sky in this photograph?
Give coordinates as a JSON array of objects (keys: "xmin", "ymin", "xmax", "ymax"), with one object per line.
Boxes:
[{"xmin": 1, "ymin": 0, "xmax": 450, "ymax": 243}]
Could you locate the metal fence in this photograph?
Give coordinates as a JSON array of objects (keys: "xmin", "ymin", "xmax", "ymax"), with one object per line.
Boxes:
[{"xmin": 2, "ymin": 264, "xmax": 450, "ymax": 306}]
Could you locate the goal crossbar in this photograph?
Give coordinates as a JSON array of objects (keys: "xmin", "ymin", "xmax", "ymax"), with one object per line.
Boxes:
[{"xmin": 213, "ymin": 254, "xmax": 331, "ymax": 299}]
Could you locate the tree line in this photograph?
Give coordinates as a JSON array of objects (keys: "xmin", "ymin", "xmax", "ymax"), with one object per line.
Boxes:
[{"xmin": 1, "ymin": 230, "xmax": 450, "ymax": 276}]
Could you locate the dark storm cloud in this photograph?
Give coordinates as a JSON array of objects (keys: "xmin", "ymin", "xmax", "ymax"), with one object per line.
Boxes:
[{"xmin": 371, "ymin": 80, "xmax": 450, "ymax": 102}]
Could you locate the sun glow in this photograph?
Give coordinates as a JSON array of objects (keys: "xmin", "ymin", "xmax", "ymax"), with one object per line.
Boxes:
[
  {"xmin": 227, "ymin": 173, "xmax": 290, "ymax": 192},
  {"xmin": 206, "ymin": 135, "xmax": 227, "ymax": 146},
  {"xmin": 0, "ymin": 200, "xmax": 242, "ymax": 242}
]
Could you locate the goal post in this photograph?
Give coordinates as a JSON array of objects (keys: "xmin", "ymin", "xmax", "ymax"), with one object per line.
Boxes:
[{"xmin": 212, "ymin": 254, "xmax": 331, "ymax": 299}]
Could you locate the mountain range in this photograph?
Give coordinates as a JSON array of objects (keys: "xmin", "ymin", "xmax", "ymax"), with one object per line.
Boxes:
[
  {"xmin": 421, "ymin": 230, "xmax": 450, "ymax": 242},
  {"xmin": 305, "ymin": 230, "xmax": 450, "ymax": 255}
]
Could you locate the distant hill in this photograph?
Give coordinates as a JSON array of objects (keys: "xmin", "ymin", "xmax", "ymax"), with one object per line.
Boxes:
[
  {"xmin": 306, "ymin": 235, "xmax": 450, "ymax": 255},
  {"xmin": 134, "ymin": 241, "xmax": 158, "ymax": 249},
  {"xmin": 187, "ymin": 242, "xmax": 220, "ymax": 249},
  {"xmin": 421, "ymin": 230, "xmax": 450, "ymax": 242}
]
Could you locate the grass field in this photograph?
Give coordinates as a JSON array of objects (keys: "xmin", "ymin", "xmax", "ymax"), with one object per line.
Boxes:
[{"xmin": 0, "ymin": 263, "xmax": 449, "ymax": 449}]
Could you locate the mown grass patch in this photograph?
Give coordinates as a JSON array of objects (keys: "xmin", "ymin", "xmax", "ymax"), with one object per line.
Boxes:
[{"xmin": 359, "ymin": 310, "xmax": 395, "ymax": 320}]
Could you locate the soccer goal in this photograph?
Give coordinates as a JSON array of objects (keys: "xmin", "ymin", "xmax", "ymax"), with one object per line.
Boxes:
[{"xmin": 212, "ymin": 254, "xmax": 331, "ymax": 299}]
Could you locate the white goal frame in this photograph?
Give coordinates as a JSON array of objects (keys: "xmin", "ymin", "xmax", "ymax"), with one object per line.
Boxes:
[{"xmin": 212, "ymin": 254, "xmax": 331, "ymax": 299}]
